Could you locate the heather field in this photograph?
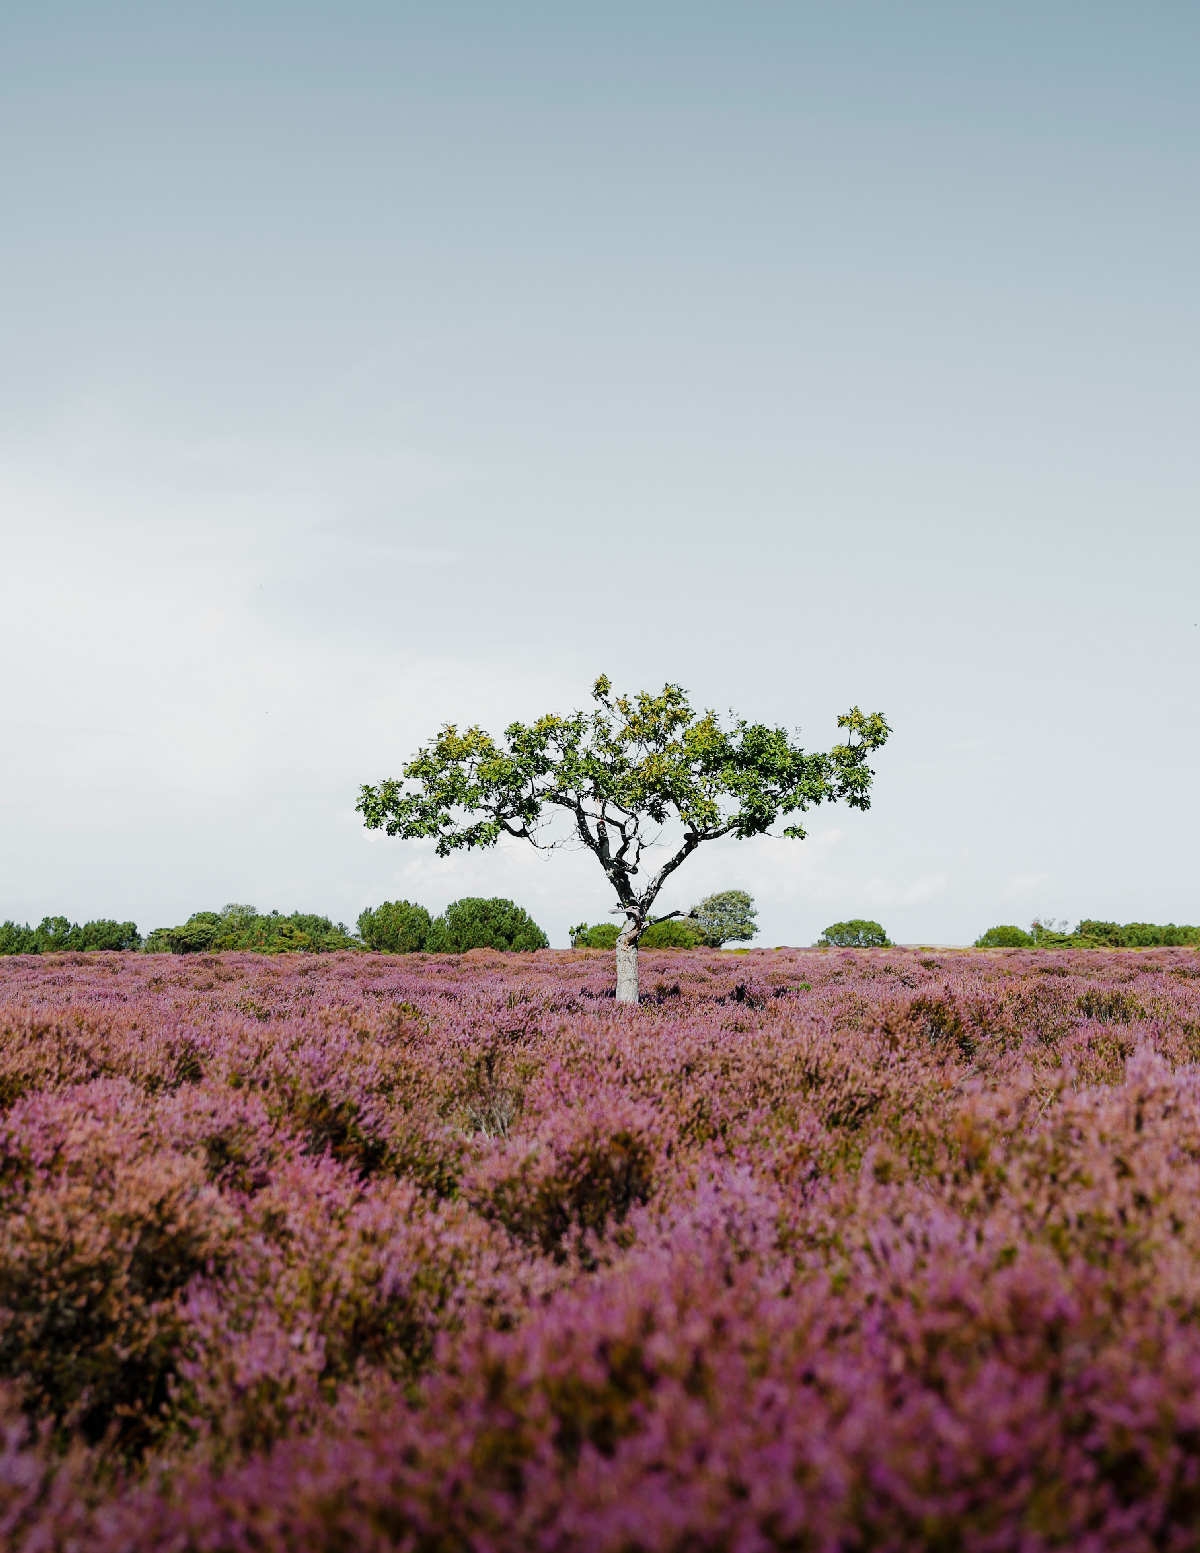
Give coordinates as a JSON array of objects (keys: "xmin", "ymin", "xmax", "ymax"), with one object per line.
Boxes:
[{"xmin": 5, "ymin": 947, "xmax": 1200, "ymax": 1550}]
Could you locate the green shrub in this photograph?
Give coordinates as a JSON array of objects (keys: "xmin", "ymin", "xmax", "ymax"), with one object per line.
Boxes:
[
  {"xmin": 639, "ymin": 919, "xmax": 704, "ymax": 948},
  {"xmin": 974, "ymin": 925, "xmax": 1035, "ymax": 948},
  {"xmin": 571, "ymin": 923, "xmax": 620, "ymax": 950},
  {"xmin": 425, "ymin": 898, "xmax": 549, "ymax": 953},
  {"xmin": 570, "ymin": 919, "xmax": 704, "ymax": 949},
  {"xmin": 817, "ymin": 919, "xmax": 891, "ymax": 948},
  {"xmin": 145, "ymin": 906, "xmax": 358, "ymax": 955},
  {"xmin": 358, "ymin": 900, "xmax": 432, "ymax": 953}
]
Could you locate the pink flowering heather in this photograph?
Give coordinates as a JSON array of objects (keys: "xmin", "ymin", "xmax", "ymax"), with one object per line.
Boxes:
[{"xmin": 3, "ymin": 943, "xmax": 1200, "ymax": 1548}]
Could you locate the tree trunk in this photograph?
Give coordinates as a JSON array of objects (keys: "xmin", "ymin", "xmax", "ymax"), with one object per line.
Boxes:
[{"xmin": 615, "ymin": 922, "xmax": 640, "ymax": 1003}]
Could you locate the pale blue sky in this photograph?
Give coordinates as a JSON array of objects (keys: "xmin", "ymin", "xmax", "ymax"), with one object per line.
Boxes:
[{"xmin": 1, "ymin": 3, "xmax": 1197, "ymax": 945}]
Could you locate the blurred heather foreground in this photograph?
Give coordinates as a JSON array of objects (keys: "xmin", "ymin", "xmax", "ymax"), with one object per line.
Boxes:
[{"xmin": 6, "ymin": 945, "xmax": 1200, "ymax": 1548}]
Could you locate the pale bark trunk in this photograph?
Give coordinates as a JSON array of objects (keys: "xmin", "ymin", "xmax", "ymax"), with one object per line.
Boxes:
[{"xmin": 615, "ymin": 923, "xmax": 640, "ymax": 1003}]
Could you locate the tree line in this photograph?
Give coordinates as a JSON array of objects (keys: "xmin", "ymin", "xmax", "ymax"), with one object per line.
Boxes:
[
  {"xmin": 0, "ymin": 899, "xmax": 551, "ymax": 957},
  {"xmin": 975, "ymin": 919, "xmax": 1200, "ymax": 949}
]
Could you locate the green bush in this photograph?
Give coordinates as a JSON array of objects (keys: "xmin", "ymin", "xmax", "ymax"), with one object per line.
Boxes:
[
  {"xmin": 144, "ymin": 906, "xmax": 358, "ymax": 955},
  {"xmin": 569, "ymin": 919, "xmax": 704, "ymax": 949},
  {"xmin": 817, "ymin": 919, "xmax": 891, "ymax": 948},
  {"xmin": 974, "ymin": 925, "xmax": 1035, "ymax": 948},
  {"xmin": 571, "ymin": 923, "xmax": 620, "ymax": 950},
  {"xmin": 425, "ymin": 898, "xmax": 549, "ymax": 953},
  {"xmin": 639, "ymin": 919, "xmax": 704, "ymax": 948},
  {"xmin": 358, "ymin": 900, "xmax": 432, "ymax": 953}
]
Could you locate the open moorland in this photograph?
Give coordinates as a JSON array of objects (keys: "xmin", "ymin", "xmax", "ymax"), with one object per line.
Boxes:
[{"xmin": 5, "ymin": 945, "xmax": 1200, "ymax": 1549}]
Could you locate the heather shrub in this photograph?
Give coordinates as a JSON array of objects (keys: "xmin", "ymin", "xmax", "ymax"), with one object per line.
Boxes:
[
  {"xmin": 5, "ymin": 947, "xmax": 1200, "ymax": 1544},
  {"xmin": 467, "ymin": 1096, "xmax": 660, "ymax": 1259},
  {"xmin": 1077, "ymin": 986, "xmax": 1143, "ymax": 1023},
  {"xmin": 0, "ymin": 1082, "xmax": 234, "ymax": 1453},
  {"xmin": 177, "ymin": 1157, "xmax": 521, "ymax": 1454},
  {"xmin": 357, "ymin": 898, "xmax": 431, "ymax": 953},
  {"xmin": 425, "ymin": 897, "xmax": 549, "ymax": 953}
]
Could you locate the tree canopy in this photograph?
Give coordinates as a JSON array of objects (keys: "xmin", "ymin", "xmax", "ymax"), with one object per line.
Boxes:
[
  {"xmin": 818, "ymin": 919, "xmax": 891, "ymax": 948},
  {"xmin": 688, "ymin": 890, "xmax": 757, "ymax": 947},
  {"xmin": 423, "ymin": 897, "xmax": 548, "ymax": 953},
  {"xmin": 358, "ymin": 900, "xmax": 433, "ymax": 953}
]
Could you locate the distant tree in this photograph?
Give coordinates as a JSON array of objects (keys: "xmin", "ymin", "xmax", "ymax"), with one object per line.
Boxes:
[
  {"xmin": 358, "ymin": 676, "xmax": 889, "ymax": 1001},
  {"xmin": 358, "ymin": 900, "xmax": 433, "ymax": 953},
  {"xmin": 818, "ymin": 919, "xmax": 891, "ymax": 948},
  {"xmin": 974, "ymin": 924, "xmax": 1035, "ymax": 948},
  {"xmin": 425, "ymin": 897, "xmax": 548, "ymax": 954},
  {"xmin": 78, "ymin": 919, "xmax": 142, "ymax": 951},
  {"xmin": 34, "ymin": 916, "xmax": 79, "ymax": 952},
  {"xmin": 688, "ymin": 890, "xmax": 757, "ymax": 948}
]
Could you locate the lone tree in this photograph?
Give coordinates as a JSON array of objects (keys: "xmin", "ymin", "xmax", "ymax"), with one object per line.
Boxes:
[
  {"xmin": 357, "ymin": 676, "xmax": 890, "ymax": 1002},
  {"xmin": 688, "ymin": 889, "xmax": 758, "ymax": 948}
]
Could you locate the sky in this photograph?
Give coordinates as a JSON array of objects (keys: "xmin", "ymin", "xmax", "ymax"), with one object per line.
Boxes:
[{"xmin": 1, "ymin": 2, "xmax": 1197, "ymax": 948}]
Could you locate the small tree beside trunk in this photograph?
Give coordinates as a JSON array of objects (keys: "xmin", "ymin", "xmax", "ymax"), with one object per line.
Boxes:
[{"xmin": 357, "ymin": 676, "xmax": 889, "ymax": 1002}]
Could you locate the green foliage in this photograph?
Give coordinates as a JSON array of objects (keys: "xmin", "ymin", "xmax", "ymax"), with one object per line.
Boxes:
[
  {"xmin": 974, "ymin": 924, "xmax": 1035, "ymax": 948},
  {"xmin": 0, "ymin": 922, "xmax": 39, "ymax": 955},
  {"xmin": 571, "ymin": 923, "xmax": 620, "ymax": 950},
  {"xmin": 144, "ymin": 905, "xmax": 358, "ymax": 955},
  {"xmin": 1066, "ymin": 920, "xmax": 1200, "ymax": 948},
  {"xmin": 79, "ymin": 919, "xmax": 143, "ymax": 951},
  {"xmin": 360, "ymin": 678, "xmax": 889, "ymax": 853},
  {"xmin": 571, "ymin": 919, "xmax": 705, "ymax": 949},
  {"xmin": 639, "ymin": 918, "xmax": 704, "ymax": 948},
  {"xmin": 424, "ymin": 898, "xmax": 549, "ymax": 954},
  {"xmin": 358, "ymin": 900, "xmax": 433, "ymax": 953},
  {"xmin": 818, "ymin": 919, "xmax": 891, "ymax": 948},
  {"xmin": 688, "ymin": 890, "xmax": 757, "ymax": 947},
  {"xmin": 972, "ymin": 919, "xmax": 1200, "ymax": 950},
  {"xmin": 0, "ymin": 917, "xmax": 143, "ymax": 954}
]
